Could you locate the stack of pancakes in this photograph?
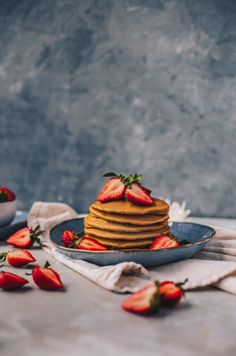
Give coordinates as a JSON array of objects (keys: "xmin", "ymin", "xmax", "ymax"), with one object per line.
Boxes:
[{"xmin": 84, "ymin": 198, "xmax": 170, "ymax": 250}]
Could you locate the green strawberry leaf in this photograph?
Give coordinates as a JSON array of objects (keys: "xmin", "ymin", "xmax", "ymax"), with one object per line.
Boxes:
[{"xmin": 102, "ymin": 172, "xmax": 118, "ymax": 178}]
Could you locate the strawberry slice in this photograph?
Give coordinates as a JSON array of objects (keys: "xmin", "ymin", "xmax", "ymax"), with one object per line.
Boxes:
[
  {"xmin": 32, "ymin": 261, "xmax": 63, "ymax": 290},
  {"xmin": 125, "ymin": 183, "xmax": 153, "ymax": 205},
  {"xmin": 61, "ymin": 229, "xmax": 79, "ymax": 247},
  {"xmin": 0, "ymin": 271, "xmax": 28, "ymax": 290},
  {"xmin": 0, "ymin": 249, "xmax": 36, "ymax": 267},
  {"xmin": 150, "ymin": 235, "xmax": 180, "ymax": 250},
  {"xmin": 77, "ymin": 237, "xmax": 108, "ymax": 251},
  {"xmin": 0, "ymin": 187, "xmax": 15, "ymax": 202},
  {"xmin": 7, "ymin": 225, "xmax": 42, "ymax": 248},
  {"xmin": 137, "ymin": 183, "xmax": 152, "ymax": 196},
  {"xmin": 160, "ymin": 280, "xmax": 186, "ymax": 306},
  {"xmin": 122, "ymin": 282, "xmax": 161, "ymax": 315},
  {"xmin": 97, "ymin": 178, "xmax": 126, "ymax": 203}
]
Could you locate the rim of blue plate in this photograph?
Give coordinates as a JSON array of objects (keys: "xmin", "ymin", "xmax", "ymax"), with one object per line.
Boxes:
[{"xmin": 49, "ymin": 219, "xmax": 216, "ymax": 254}]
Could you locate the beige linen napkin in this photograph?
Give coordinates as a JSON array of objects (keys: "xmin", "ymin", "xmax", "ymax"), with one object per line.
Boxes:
[{"xmin": 28, "ymin": 202, "xmax": 236, "ymax": 295}]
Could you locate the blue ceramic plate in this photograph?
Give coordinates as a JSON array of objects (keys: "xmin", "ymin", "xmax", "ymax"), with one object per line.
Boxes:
[{"xmin": 49, "ymin": 218, "xmax": 215, "ymax": 267}]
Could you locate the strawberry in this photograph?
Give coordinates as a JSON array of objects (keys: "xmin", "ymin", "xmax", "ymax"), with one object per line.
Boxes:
[
  {"xmin": 122, "ymin": 282, "xmax": 161, "ymax": 315},
  {"xmin": 150, "ymin": 235, "xmax": 180, "ymax": 250},
  {"xmin": 32, "ymin": 261, "xmax": 63, "ymax": 290},
  {"xmin": 136, "ymin": 183, "xmax": 152, "ymax": 196},
  {"xmin": 0, "ymin": 187, "xmax": 15, "ymax": 203},
  {"xmin": 0, "ymin": 249, "xmax": 36, "ymax": 267},
  {"xmin": 77, "ymin": 237, "xmax": 108, "ymax": 251},
  {"xmin": 97, "ymin": 177, "xmax": 126, "ymax": 203},
  {"xmin": 7, "ymin": 225, "xmax": 42, "ymax": 248},
  {"xmin": 0, "ymin": 271, "xmax": 28, "ymax": 290},
  {"xmin": 97, "ymin": 172, "xmax": 153, "ymax": 205},
  {"xmin": 125, "ymin": 183, "xmax": 153, "ymax": 205},
  {"xmin": 62, "ymin": 229, "xmax": 79, "ymax": 247},
  {"xmin": 160, "ymin": 280, "xmax": 187, "ymax": 306}
]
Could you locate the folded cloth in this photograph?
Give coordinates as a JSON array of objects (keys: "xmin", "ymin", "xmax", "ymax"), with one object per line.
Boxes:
[{"xmin": 28, "ymin": 202, "xmax": 236, "ymax": 295}]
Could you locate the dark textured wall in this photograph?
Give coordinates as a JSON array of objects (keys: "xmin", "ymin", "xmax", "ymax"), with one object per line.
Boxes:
[{"xmin": 0, "ymin": 0, "xmax": 236, "ymax": 217}]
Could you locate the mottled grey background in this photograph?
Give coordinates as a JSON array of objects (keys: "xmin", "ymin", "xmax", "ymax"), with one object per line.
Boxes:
[{"xmin": 0, "ymin": 0, "xmax": 236, "ymax": 217}]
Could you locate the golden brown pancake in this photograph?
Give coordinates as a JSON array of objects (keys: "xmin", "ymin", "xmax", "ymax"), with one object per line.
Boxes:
[
  {"xmin": 90, "ymin": 206, "xmax": 169, "ymax": 226},
  {"xmin": 84, "ymin": 215, "xmax": 169, "ymax": 233},
  {"xmin": 84, "ymin": 236, "xmax": 155, "ymax": 249},
  {"xmin": 84, "ymin": 226, "xmax": 170, "ymax": 240},
  {"xmin": 91, "ymin": 198, "xmax": 169, "ymax": 216}
]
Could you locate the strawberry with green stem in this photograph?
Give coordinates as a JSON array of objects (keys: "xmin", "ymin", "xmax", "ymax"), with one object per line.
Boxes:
[
  {"xmin": 61, "ymin": 229, "xmax": 79, "ymax": 247},
  {"xmin": 122, "ymin": 279, "xmax": 188, "ymax": 315},
  {"xmin": 61, "ymin": 229, "xmax": 108, "ymax": 251},
  {"xmin": 7, "ymin": 225, "xmax": 43, "ymax": 248},
  {"xmin": 160, "ymin": 279, "xmax": 187, "ymax": 306},
  {"xmin": 0, "ymin": 249, "xmax": 36, "ymax": 267},
  {"xmin": 27, "ymin": 261, "xmax": 63, "ymax": 291},
  {"xmin": 97, "ymin": 172, "xmax": 153, "ymax": 205}
]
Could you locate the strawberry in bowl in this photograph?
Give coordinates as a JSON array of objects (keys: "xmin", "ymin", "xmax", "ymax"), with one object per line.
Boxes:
[{"xmin": 0, "ymin": 187, "xmax": 17, "ymax": 226}]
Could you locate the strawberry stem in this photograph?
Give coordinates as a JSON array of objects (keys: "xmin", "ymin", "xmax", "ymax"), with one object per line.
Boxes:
[
  {"xmin": 0, "ymin": 252, "xmax": 7, "ymax": 262},
  {"xmin": 30, "ymin": 225, "xmax": 44, "ymax": 247},
  {"xmin": 44, "ymin": 261, "xmax": 50, "ymax": 268},
  {"xmin": 176, "ymin": 279, "xmax": 188, "ymax": 288},
  {"xmin": 102, "ymin": 172, "xmax": 143, "ymax": 187}
]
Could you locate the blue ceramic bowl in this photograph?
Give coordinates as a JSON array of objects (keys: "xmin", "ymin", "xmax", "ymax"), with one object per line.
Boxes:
[{"xmin": 49, "ymin": 218, "xmax": 215, "ymax": 267}]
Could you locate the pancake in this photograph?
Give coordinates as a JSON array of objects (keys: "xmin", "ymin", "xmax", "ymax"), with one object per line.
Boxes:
[
  {"xmin": 91, "ymin": 198, "xmax": 169, "ymax": 216},
  {"xmin": 84, "ymin": 215, "xmax": 169, "ymax": 233},
  {"xmin": 84, "ymin": 226, "xmax": 170, "ymax": 240},
  {"xmin": 90, "ymin": 206, "xmax": 169, "ymax": 226},
  {"xmin": 84, "ymin": 236, "xmax": 155, "ymax": 249}
]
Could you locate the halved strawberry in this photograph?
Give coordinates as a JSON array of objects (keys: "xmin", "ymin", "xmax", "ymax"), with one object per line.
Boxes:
[
  {"xmin": 137, "ymin": 183, "xmax": 152, "ymax": 196},
  {"xmin": 61, "ymin": 229, "xmax": 79, "ymax": 247},
  {"xmin": 7, "ymin": 225, "xmax": 42, "ymax": 248},
  {"xmin": 77, "ymin": 237, "xmax": 108, "ymax": 251},
  {"xmin": 0, "ymin": 187, "xmax": 15, "ymax": 202},
  {"xmin": 97, "ymin": 178, "xmax": 126, "ymax": 203},
  {"xmin": 0, "ymin": 249, "xmax": 36, "ymax": 267},
  {"xmin": 150, "ymin": 235, "xmax": 180, "ymax": 250},
  {"xmin": 0, "ymin": 271, "xmax": 28, "ymax": 290},
  {"xmin": 160, "ymin": 280, "xmax": 186, "ymax": 306},
  {"xmin": 125, "ymin": 183, "xmax": 153, "ymax": 205},
  {"xmin": 32, "ymin": 261, "xmax": 63, "ymax": 290},
  {"xmin": 122, "ymin": 282, "xmax": 161, "ymax": 315}
]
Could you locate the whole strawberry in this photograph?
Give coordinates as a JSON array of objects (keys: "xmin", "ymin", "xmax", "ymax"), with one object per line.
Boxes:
[
  {"xmin": 7, "ymin": 225, "xmax": 42, "ymax": 248},
  {"xmin": 160, "ymin": 280, "xmax": 187, "ymax": 306},
  {"xmin": 0, "ymin": 250, "xmax": 36, "ymax": 267},
  {"xmin": 0, "ymin": 187, "xmax": 15, "ymax": 203},
  {"xmin": 0, "ymin": 271, "xmax": 28, "ymax": 290},
  {"xmin": 61, "ymin": 229, "xmax": 79, "ymax": 247},
  {"xmin": 32, "ymin": 261, "xmax": 63, "ymax": 290}
]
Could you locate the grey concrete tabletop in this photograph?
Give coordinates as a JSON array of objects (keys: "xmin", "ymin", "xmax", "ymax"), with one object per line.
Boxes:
[{"xmin": 1, "ymin": 217, "xmax": 236, "ymax": 356}]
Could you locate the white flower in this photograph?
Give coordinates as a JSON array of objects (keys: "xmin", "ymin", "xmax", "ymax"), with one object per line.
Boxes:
[{"xmin": 162, "ymin": 198, "xmax": 191, "ymax": 222}]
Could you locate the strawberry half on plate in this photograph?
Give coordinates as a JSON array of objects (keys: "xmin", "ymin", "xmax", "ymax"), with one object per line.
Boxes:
[
  {"xmin": 77, "ymin": 237, "xmax": 108, "ymax": 251},
  {"xmin": 150, "ymin": 235, "xmax": 180, "ymax": 250}
]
